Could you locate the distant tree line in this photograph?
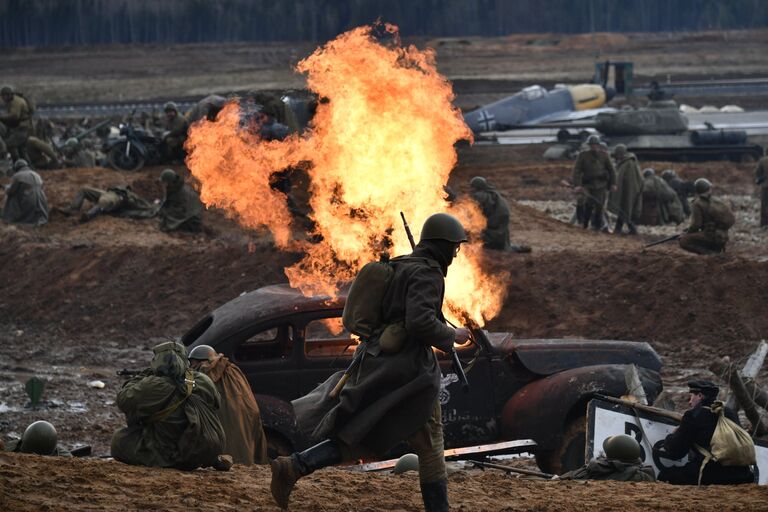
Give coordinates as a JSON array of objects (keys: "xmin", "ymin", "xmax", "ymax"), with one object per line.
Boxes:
[{"xmin": 1, "ymin": 0, "xmax": 766, "ymax": 47}]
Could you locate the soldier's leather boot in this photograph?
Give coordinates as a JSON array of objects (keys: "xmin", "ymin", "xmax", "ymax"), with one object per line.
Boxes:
[
  {"xmin": 270, "ymin": 439, "xmax": 342, "ymax": 509},
  {"xmin": 79, "ymin": 205, "xmax": 101, "ymax": 223},
  {"xmin": 614, "ymin": 218, "xmax": 624, "ymax": 234},
  {"xmin": 420, "ymin": 479, "xmax": 449, "ymax": 512}
]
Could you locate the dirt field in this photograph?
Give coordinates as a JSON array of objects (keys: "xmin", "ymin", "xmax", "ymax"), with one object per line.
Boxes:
[{"xmin": 2, "ymin": 30, "xmax": 768, "ymax": 510}]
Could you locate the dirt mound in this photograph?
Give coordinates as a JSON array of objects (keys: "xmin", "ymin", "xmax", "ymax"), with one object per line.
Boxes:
[{"xmin": 2, "ymin": 453, "xmax": 767, "ymax": 511}]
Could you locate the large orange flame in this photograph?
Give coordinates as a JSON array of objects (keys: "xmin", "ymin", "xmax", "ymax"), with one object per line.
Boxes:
[{"xmin": 186, "ymin": 23, "xmax": 506, "ymax": 326}]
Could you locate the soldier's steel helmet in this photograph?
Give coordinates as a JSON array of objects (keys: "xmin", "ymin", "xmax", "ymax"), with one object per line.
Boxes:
[
  {"xmin": 64, "ymin": 138, "xmax": 79, "ymax": 149},
  {"xmin": 694, "ymin": 178, "xmax": 712, "ymax": 195},
  {"xmin": 163, "ymin": 101, "xmax": 178, "ymax": 113},
  {"xmin": 612, "ymin": 144, "xmax": 627, "ymax": 156},
  {"xmin": 419, "ymin": 213, "xmax": 467, "ymax": 244},
  {"xmin": 20, "ymin": 420, "xmax": 58, "ymax": 455},
  {"xmin": 661, "ymin": 169, "xmax": 677, "ymax": 180},
  {"xmin": 0, "ymin": 85, "xmax": 13, "ymax": 95},
  {"xmin": 643, "ymin": 168, "xmax": 655, "ymax": 177},
  {"xmin": 159, "ymin": 168, "xmax": 177, "ymax": 183},
  {"xmin": 469, "ymin": 176, "xmax": 487, "ymax": 190},
  {"xmin": 603, "ymin": 434, "xmax": 641, "ymax": 463},
  {"xmin": 393, "ymin": 453, "xmax": 419, "ymax": 474},
  {"xmin": 586, "ymin": 134, "xmax": 601, "ymax": 145},
  {"xmin": 188, "ymin": 344, "xmax": 216, "ymax": 361},
  {"xmin": 13, "ymin": 159, "xmax": 29, "ymax": 171}
]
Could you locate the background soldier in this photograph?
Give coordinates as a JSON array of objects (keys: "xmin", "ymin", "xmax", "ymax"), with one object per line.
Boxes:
[
  {"xmin": 640, "ymin": 168, "xmax": 685, "ymax": 226},
  {"xmin": 572, "ymin": 134, "xmax": 616, "ymax": 231},
  {"xmin": 111, "ymin": 341, "xmax": 231, "ymax": 471},
  {"xmin": 158, "ymin": 168, "xmax": 204, "ymax": 232},
  {"xmin": 61, "ymin": 138, "xmax": 96, "ymax": 168},
  {"xmin": 26, "ymin": 136, "xmax": 62, "ymax": 169},
  {"xmin": 189, "ymin": 345, "xmax": 269, "ymax": 465},
  {"xmin": 655, "ymin": 380, "xmax": 754, "ymax": 485},
  {"xmin": 162, "ymin": 101, "xmax": 189, "ymax": 161},
  {"xmin": 678, "ymin": 178, "xmax": 735, "ymax": 255},
  {"xmin": 4, "ymin": 420, "xmax": 71, "ymax": 457},
  {"xmin": 66, "ymin": 185, "xmax": 155, "ymax": 223},
  {"xmin": 469, "ymin": 176, "xmax": 530, "ymax": 252},
  {"xmin": 272, "ymin": 213, "xmax": 472, "ymax": 511},
  {"xmin": 560, "ymin": 434, "xmax": 654, "ymax": 482},
  {"xmin": 607, "ymin": 144, "xmax": 643, "ymax": 235},
  {"xmin": 0, "ymin": 85, "xmax": 32, "ymax": 162},
  {"xmin": 661, "ymin": 168, "xmax": 695, "ymax": 217},
  {"xmin": 2, "ymin": 159, "xmax": 49, "ymax": 226},
  {"xmin": 754, "ymin": 152, "xmax": 768, "ymax": 227}
]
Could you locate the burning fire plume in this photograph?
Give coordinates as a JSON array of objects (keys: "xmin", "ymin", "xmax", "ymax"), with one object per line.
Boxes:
[{"xmin": 186, "ymin": 23, "xmax": 507, "ymax": 326}]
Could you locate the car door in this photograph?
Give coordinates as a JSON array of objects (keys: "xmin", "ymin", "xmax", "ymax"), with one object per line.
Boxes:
[
  {"xmin": 227, "ymin": 321, "xmax": 300, "ymax": 401},
  {"xmin": 437, "ymin": 344, "xmax": 499, "ymax": 449}
]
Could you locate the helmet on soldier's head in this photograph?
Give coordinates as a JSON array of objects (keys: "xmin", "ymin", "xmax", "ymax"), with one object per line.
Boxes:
[
  {"xmin": 64, "ymin": 138, "xmax": 79, "ymax": 149},
  {"xmin": 188, "ymin": 344, "xmax": 216, "ymax": 361},
  {"xmin": 13, "ymin": 159, "xmax": 29, "ymax": 172},
  {"xmin": 469, "ymin": 176, "xmax": 487, "ymax": 190},
  {"xmin": 0, "ymin": 85, "xmax": 13, "ymax": 96},
  {"xmin": 163, "ymin": 101, "xmax": 178, "ymax": 113},
  {"xmin": 642, "ymin": 168, "xmax": 655, "ymax": 178},
  {"xmin": 661, "ymin": 169, "xmax": 677, "ymax": 180},
  {"xmin": 612, "ymin": 144, "xmax": 627, "ymax": 156},
  {"xmin": 419, "ymin": 213, "xmax": 467, "ymax": 244},
  {"xmin": 20, "ymin": 420, "xmax": 58, "ymax": 455},
  {"xmin": 694, "ymin": 178, "xmax": 712, "ymax": 195},
  {"xmin": 393, "ymin": 453, "xmax": 419, "ymax": 474},
  {"xmin": 603, "ymin": 434, "xmax": 641, "ymax": 463},
  {"xmin": 586, "ymin": 134, "xmax": 601, "ymax": 145},
  {"xmin": 159, "ymin": 168, "xmax": 177, "ymax": 183}
]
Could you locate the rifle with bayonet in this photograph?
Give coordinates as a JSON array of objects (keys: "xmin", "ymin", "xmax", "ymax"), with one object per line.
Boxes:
[
  {"xmin": 401, "ymin": 211, "xmax": 470, "ymax": 393},
  {"xmin": 644, "ymin": 233, "xmax": 682, "ymax": 249}
]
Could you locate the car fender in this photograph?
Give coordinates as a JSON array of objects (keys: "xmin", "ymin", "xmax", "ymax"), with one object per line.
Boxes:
[
  {"xmin": 500, "ymin": 364, "xmax": 662, "ymax": 450},
  {"xmin": 255, "ymin": 394, "xmax": 306, "ymax": 451}
]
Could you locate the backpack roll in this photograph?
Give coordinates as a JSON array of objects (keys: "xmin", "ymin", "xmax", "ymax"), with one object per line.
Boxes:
[
  {"xmin": 342, "ymin": 257, "xmax": 395, "ymax": 340},
  {"xmin": 694, "ymin": 401, "xmax": 756, "ymax": 485}
]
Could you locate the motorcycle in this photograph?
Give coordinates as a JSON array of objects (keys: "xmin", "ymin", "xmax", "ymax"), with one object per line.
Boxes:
[{"xmin": 105, "ymin": 114, "xmax": 166, "ymax": 172}]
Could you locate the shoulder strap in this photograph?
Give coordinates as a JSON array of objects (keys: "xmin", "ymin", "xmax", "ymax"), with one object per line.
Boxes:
[{"xmin": 147, "ymin": 369, "xmax": 196, "ymax": 424}]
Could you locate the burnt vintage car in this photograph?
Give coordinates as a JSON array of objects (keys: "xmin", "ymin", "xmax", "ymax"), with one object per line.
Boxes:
[{"xmin": 182, "ymin": 284, "xmax": 662, "ymax": 473}]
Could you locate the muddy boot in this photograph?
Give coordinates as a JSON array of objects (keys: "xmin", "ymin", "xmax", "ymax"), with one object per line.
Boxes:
[
  {"xmin": 270, "ymin": 439, "xmax": 342, "ymax": 509},
  {"xmin": 79, "ymin": 206, "xmax": 101, "ymax": 223},
  {"xmin": 627, "ymin": 222, "xmax": 638, "ymax": 236},
  {"xmin": 614, "ymin": 217, "xmax": 624, "ymax": 235},
  {"xmin": 212, "ymin": 454, "xmax": 233, "ymax": 471},
  {"xmin": 420, "ymin": 479, "xmax": 449, "ymax": 512}
]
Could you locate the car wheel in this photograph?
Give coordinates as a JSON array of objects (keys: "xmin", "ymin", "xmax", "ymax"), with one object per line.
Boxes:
[
  {"xmin": 535, "ymin": 415, "xmax": 586, "ymax": 475},
  {"xmin": 108, "ymin": 143, "xmax": 145, "ymax": 172},
  {"xmin": 265, "ymin": 429, "xmax": 293, "ymax": 460}
]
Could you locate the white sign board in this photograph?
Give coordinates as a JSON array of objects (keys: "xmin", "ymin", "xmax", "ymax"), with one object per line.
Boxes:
[{"xmin": 587, "ymin": 399, "xmax": 768, "ymax": 484}]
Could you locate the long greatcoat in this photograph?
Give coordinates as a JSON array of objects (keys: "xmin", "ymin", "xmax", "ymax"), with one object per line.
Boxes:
[
  {"xmin": 293, "ymin": 243, "xmax": 453, "ymax": 456},
  {"xmin": 2, "ymin": 168, "xmax": 48, "ymax": 225},
  {"xmin": 607, "ymin": 153, "xmax": 643, "ymax": 222},
  {"xmin": 159, "ymin": 177, "xmax": 204, "ymax": 231},
  {"xmin": 200, "ymin": 355, "xmax": 269, "ymax": 465},
  {"xmin": 470, "ymin": 181, "xmax": 511, "ymax": 250}
]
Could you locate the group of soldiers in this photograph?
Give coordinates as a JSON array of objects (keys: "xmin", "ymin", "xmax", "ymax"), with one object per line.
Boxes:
[
  {"xmin": 572, "ymin": 135, "xmax": 737, "ymax": 255},
  {"xmin": 2, "ymin": 165, "xmax": 204, "ymax": 232}
]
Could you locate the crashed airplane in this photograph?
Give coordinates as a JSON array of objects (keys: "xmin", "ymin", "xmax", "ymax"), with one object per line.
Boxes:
[{"xmin": 463, "ymin": 84, "xmax": 614, "ymax": 134}]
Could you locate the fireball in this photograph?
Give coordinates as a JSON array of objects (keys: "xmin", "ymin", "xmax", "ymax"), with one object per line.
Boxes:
[{"xmin": 186, "ymin": 23, "xmax": 507, "ymax": 326}]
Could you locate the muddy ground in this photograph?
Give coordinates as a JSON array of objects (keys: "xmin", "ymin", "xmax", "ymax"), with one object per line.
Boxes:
[{"xmin": 2, "ymin": 31, "xmax": 768, "ymax": 510}]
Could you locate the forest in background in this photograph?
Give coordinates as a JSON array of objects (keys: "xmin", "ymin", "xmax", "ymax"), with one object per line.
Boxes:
[{"xmin": 1, "ymin": 0, "xmax": 767, "ymax": 47}]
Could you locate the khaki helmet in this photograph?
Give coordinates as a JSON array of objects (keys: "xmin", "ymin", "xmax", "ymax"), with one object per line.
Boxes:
[
  {"xmin": 586, "ymin": 134, "xmax": 601, "ymax": 145},
  {"xmin": 419, "ymin": 213, "xmax": 467, "ymax": 244},
  {"xmin": 159, "ymin": 168, "xmax": 177, "ymax": 183},
  {"xmin": 188, "ymin": 344, "xmax": 216, "ymax": 361},
  {"xmin": 13, "ymin": 159, "xmax": 29, "ymax": 171},
  {"xmin": 642, "ymin": 168, "xmax": 655, "ymax": 178},
  {"xmin": 603, "ymin": 434, "xmax": 641, "ymax": 463},
  {"xmin": 393, "ymin": 453, "xmax": 419, "ymax": 474},
  {"xmin": 694, "ymin": 178, "xmax": 712, "ymax": 195},
  {"xmin": 0, "ymin": 84, "xmax": 13, "ymax": 95},
  {"xmin": 612, "ymin": 144, "xmax": 627, "ymax": 157},
  {"xmin": 163, "ymin": 101, "xmax": 179, "ymax": 113},
  {"xmin": 469, "ymin": 176, "xmax": 487, "ymax": 190},
  {"xmin": 20, "ymin": 420, "xmax": 58, "ymax": 455},
  {"xmin": 661, "ymin": 169, "xmax": 677, "ymax": 180},
  {"xmin": 64, "ymin": 138, "xmax": 79, "ymax": 149}
]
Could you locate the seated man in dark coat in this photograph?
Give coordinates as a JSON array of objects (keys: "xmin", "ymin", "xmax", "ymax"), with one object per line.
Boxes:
[
  {"xmin": 655, "ymin": 380, "xmax": 754, "ymax": 485},
  {"xmin": 157, "ymin": 168, "xmax": 204, "ymax": 232},
  {"xmin": 2, "ymin": 159, "xmax": 48, "ymax": 225},
  {"xmin": 469, "ymin": 176, "xmax": 530, "ymax": 253}
]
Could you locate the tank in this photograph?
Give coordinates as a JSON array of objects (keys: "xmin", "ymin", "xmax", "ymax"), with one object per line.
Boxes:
[{"xmin": 552, "ymin": 101, "xmax": 763, "ymax": 163}]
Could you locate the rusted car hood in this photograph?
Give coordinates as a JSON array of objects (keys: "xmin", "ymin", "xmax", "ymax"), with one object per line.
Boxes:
[{"xmin": 486, "ymin": 333, "xmax": 662, "ymax": 375}]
